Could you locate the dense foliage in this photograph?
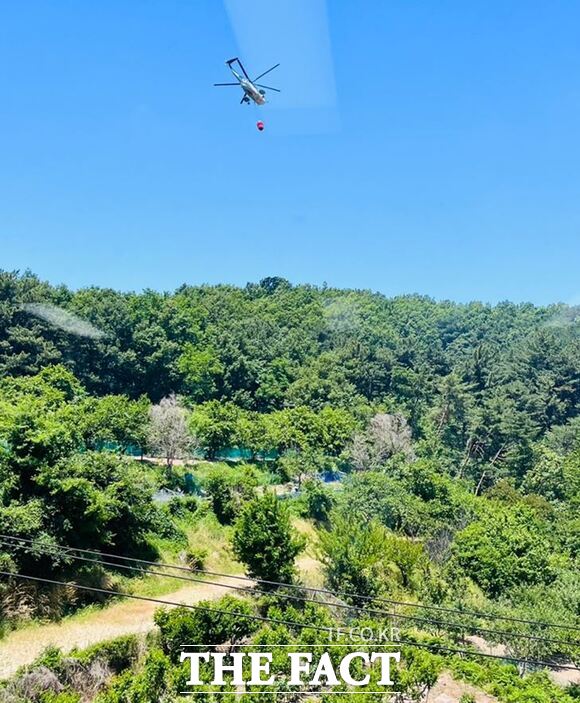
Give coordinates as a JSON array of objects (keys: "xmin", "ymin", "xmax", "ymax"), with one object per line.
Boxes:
[
  {"xmin": 232, "ymin": 492, "xmax": 305, "ymax": 584},
  {"xmin": 0, "ymin": 270, "xmax": 579, "ymax": 699}
]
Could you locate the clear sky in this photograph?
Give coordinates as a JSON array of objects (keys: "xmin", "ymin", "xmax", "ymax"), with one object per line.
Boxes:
[{"xmin": 2, "ymin": 0, "xmax": 580, "ymax": 304}]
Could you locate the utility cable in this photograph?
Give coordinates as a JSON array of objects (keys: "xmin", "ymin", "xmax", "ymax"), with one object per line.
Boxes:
[{"xmin": 1, "ymin": 570, "xmax": 578, "ymax": 673}]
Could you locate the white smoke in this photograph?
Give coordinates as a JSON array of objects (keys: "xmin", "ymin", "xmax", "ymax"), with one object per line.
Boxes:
[
  {"xmin": 543, "ymin": 295, "xmax": 580, "ymax": 329},
  {"xmin": 323, "ymin": 296, "xmax": 363, "ymax": 335},
  {"xmin": 20, "ymin": 303, "xmax": 105, "ymax": 339}
]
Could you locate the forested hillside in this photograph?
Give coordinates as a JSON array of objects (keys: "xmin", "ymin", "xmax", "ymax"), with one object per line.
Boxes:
[
  {"xmin": 2, "ymin": 270, "xmax": 580, "ymax": 473},
  {"xmin": 0, "ymin": 269, "xmax": 579, "ymax": 701}
]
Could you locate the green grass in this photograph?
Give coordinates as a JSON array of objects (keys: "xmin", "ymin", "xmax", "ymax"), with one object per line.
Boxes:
[
  {"xmin": 127, "ymin": 508, "xmax": 243, "ymax": 599},
  {"xmin": 188, "ymin": 460, "xmax": 279, "ymax": 486},
  {"xmin": 0, "ymin": 503, "xmax": 242, "ymax": 642},
  {"xmin": 0, "ymin": 463, "xmax": 280, "ymax": 639}
]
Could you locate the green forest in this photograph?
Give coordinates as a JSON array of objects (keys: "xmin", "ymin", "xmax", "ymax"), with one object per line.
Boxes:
[{"xmin": 0, "ymin": 269, "xmax": 579, "ymax": 702}]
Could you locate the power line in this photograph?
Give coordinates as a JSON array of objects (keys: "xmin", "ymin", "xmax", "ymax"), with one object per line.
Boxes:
[
  {"xmin": 193, "ymin": 570, "xmax": 580, "ymax": 636},
  {"xmin": 1, "ymin": 535, "xmax": 576, "ymax": 651},
  {"xmin": 1, "ymin": 533, "xmax": 578, "ymax": 636},
  {"xmin": 0, "ymin": 569, "xmax": 577, "ymax": 674}
]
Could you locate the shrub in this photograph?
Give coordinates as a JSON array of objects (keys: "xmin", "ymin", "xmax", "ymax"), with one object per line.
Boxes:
[
  {"xmin": 232, "ymin": 492, "xmax": 305, "ymax": 584},
  {"xmin": 154, "ymin": 596, "xmax": 257, "ymax": 661},
  {"xmin": 26, "ymin": 646, "xmax": 66, "ymax": 678},
  {"xmin": 76, "ymin": 635, "xmax": 140, "ymax": 673},
  {"xmin": 166, "ymin": 496, "xmax": 199, "ymax": 519},
  {"xmin": 451, "ymin": 505, "xmax": 556, "ymax": 597},
  {"xmin": 299, "ymin": 479, "xmax": 333, "ymax": 523},
  {"xmin": 184, "ymin": 546, "xmax": 208, "ymax": 570}
]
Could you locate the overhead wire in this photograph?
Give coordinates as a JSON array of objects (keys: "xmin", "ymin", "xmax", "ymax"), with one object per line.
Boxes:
[
  {"xmin": 0, "ymin": 569, "xmax": 578, "ymax": 674},
  {"xmin": 1, "ymin": 533, "xmax": 578, "ymax": 636},
  {"xmin": 0, "ymin": 534, "xmax": 578, "ymax": 651}
]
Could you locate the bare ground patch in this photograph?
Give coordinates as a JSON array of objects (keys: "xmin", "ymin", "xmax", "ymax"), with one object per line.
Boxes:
[
  {"xmin": 0, "ymin": 579, "xmax": 230, "ymax": 679},
  {"xmin": 431, "ymin": 671, "xmax": 499, "ymax": 702}
]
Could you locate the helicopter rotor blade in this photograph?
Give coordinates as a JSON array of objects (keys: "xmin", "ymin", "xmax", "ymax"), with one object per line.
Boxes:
[
  {"xmin": 214, "ymin": 83, "xmax": 240, "ymax": 86},
  {"xmin": 255, "ymin": 84, "xmax": 281, "ymax": 92},
  {"xmin": 253, "ymin": 63, "xmax": 280, "ymax": 82},
  {"xmin": 230, "ymin": 58, "xmax": 251, "ymax": 80}
]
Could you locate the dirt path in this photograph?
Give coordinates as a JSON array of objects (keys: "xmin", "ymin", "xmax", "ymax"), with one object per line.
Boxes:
[
  {"xmin": 0, "ymin": 516, "xmax": 320, "ymax": 680},
  {"xmin": 0, "ymin": 580, "xmax": 230, "ymax": 679}
]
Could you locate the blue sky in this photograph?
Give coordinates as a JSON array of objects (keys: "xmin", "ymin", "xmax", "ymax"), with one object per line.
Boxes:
[{"xmin": 2, "ymin": 1, "xmax": 580, "ymax": 304}]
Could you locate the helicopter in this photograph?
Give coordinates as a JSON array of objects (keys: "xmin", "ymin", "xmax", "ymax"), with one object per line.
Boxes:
[{"xmin": 214, "ymin": 57, "xmax": 280, "ymax": 106}]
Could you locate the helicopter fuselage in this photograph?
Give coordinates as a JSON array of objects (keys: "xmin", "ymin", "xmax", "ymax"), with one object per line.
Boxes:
[
  {"xmin": 214, "ymin": 58, "xmax": 279, "ymax": 108},
  {"xmin": 231, "ymin": 70, "xmax": 266, "ymax": 105}
]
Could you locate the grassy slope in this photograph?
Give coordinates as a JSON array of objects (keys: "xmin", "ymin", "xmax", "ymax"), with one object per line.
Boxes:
[
  {"xmin": 0, "ymin": 510, "xmax": 242, "ymax": 677},
  {"xmin": 0, "ymin": 513, "xmax": 574, "ymax": 701}
]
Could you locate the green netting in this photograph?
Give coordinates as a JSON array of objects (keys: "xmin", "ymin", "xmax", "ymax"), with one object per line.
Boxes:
[
  {"xmin": 93, "ymin": 441, "xmax": 143, "ymax": 456},
  {"xmin": 90, "ymin": 442, "xmax": 277, "ymax": 461},
  {"xmin": 214, "ymin": 447, "xmax": 278, "ymax": 461},
  {"xmin": 184, "ymin": 472, "xmax": 203, "ymax": 495}
]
